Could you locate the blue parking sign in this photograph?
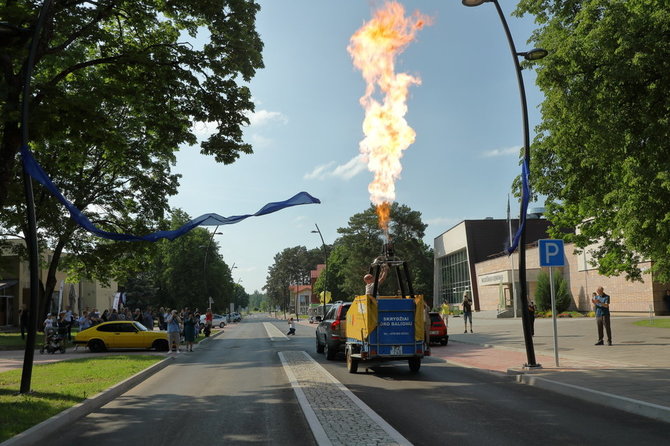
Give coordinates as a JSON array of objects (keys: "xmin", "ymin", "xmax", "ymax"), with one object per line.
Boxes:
[{"xmin": 538, "ymin": 239, "xmax": 565, "ymax": 267}]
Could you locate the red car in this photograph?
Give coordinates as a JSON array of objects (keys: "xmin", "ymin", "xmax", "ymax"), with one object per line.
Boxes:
[{"xmin": 428, "ymin": 312, "xmax": 449, "ymax": 346}]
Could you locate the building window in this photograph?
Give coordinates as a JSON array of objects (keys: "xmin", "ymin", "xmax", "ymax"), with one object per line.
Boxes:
[{"xmin": 438, "ymin": 249, "xmax": 470, "ymax": 304}]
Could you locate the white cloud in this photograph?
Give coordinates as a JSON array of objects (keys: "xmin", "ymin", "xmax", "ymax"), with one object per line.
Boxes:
[
  {"xmin": 247, "ymin": 109, "xmax": 289, "ymax": 127},
  {"xmin": 191, "ymin": 121, "xmax": 219, "ymax": 140},
  {"xmin": 248, "ymin": 134, "xmax": 273, "ymax": 149},
  {"xmin": 304, "ymin": 162, "xmax": 335, "ymax": 180},
  {"xmin": 481, "ymin": 146, "xmax": 521, "ymax": 158},
  {"xmin": 304, "ymin": 155, "xmax": 367, "ymax": 181}
]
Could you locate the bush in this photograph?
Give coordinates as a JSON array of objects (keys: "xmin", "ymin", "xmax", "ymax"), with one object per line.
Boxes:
[{"xmin": 534, "ymin": 270, "xmax": 573, "ymax": 313}]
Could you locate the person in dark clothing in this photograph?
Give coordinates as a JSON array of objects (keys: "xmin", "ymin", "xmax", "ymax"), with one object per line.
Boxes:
[
  {"xmin": 592, "ymin": 286, "xmax": 612, "ymax": 345},
  {"xmin": 528, "ymin": 300, "xmax": 536, "ymax": 336},
  {"xmin": 19, "ymin": 305, "xmax": 29, "ymax": 339},
  {"xmin": 462, "ymin": 291, "xmax": 473, "ymax": 333}
]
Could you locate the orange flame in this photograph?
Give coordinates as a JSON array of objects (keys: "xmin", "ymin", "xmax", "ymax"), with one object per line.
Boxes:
[{"xmin": 348, "ymin": 1, "xmax": 430, "ymax": 236}]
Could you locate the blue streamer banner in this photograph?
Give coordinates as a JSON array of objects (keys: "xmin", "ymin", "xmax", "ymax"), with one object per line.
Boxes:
[
  {"xmin": 506, "ymin": 159, "xmax": 530, "ymax": 255},
  {"xmin": 20, "ymin": 146, "xmax": 321, "ymax": 242}
]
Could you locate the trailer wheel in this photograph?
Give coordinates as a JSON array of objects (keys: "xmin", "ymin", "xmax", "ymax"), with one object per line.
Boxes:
[
  {"xmin": 346, "ymin": 347, "xmax": 358, "ymax": 374},
  {"xmin": 408, "ymin": 357, "xmax": 421, "ymax": 372}
]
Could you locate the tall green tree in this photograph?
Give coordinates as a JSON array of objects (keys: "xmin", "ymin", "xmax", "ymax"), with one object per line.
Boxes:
[
  {"xmin": 332, "ymin": 203, "xmax": 433, "ymax": 301},
  {"xmin": 124, "ymin": 209, "xmax": 235, "ymax": 312},
  {"xmin": 515, "ymin": 0, "xmax": 670, "ymax": 282},
  {"xmin": 0, "ymin": 1, "xmax": 264, "ymax": 310},
  {"xmin": 264, "ymin": 246, "xmax": 322, "ymax": 315}
]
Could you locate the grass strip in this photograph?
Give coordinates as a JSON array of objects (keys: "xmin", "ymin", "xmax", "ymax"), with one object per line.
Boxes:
[
  {"xmin": 0, "ymin": 355, "xmax": 163, "ymax": 441},
  {"xmin": 634, "ymin": 319, "xmax": 670, "ymax": 329}
]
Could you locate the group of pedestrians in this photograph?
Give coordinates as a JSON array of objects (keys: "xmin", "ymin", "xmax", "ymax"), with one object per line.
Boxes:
[
  {"xmin": 456, "ymin": 286, "xmax": 613, "ymax": 346},
  {"xmin": 164, "ymin": 307, "xmax": 214, "ymax": 353}
]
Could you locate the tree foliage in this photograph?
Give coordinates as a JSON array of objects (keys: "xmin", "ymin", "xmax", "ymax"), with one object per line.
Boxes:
[
  {"xmin": 534, "ymin": 269, "xmax": 572, "ymax": 313},
  {"xmin": 124, "ymin": 209, "xmax": 236, "ymax": 312},
  {"xmin": 0, "ymin": 1, "xmax": 264, "ymax": 310},
  {"xmin": 514, "ymin": 0, "xmax": 670, "ymax": 282},
  {"xmin": 263, "ymin": 246, "xmax": 322, "ymax": 313}
]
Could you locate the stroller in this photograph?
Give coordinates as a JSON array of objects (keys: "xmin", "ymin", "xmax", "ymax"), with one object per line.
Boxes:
[{"xmin": 40, "ymin": 327, "xmax": 66, "ymax": 354}]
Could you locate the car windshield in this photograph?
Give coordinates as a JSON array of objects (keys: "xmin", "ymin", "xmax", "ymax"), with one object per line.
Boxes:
[
  {"xmin": 134, "ymin": 322, "xmax": 148, "ymax": 331},
  {"xmin": 338, "ymin": 305, "xmax": 350, "ymax": 320},
  {"xmin": 429, "ymin": 313, "xmax": 442, "ymax": 323}
]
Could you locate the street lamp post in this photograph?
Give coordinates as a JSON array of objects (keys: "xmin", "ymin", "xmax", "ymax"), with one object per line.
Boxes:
[
  {"xmin": 311, "ymin": 224, "xmax": 328, "ymax": 321},
  {"xmin": 203, "ymin": 227, "xmax": 223, "ymax": 310},
  {"xmin": 462, "ymin": 0, "xmax": 547, "ymax": 368},
  {"xmin": 1, "ymin": 0, "xmax": 55, "ymax": 393}
]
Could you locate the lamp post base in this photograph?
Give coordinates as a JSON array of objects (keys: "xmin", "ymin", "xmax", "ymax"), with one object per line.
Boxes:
[{"xmin": 523, "ymin": 363, "xmax": 543, "ymax": 370}]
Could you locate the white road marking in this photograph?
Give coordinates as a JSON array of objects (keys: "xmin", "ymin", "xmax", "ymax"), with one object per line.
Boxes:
[
  {"xmin": 264, "ymin": 322, "xmax": 289, "ymax": 341},
  {"xmin": 279, "ymin": 350, "xmax": 412, "ymax": 446}
]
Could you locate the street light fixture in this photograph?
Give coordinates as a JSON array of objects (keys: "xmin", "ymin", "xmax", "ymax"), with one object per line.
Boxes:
[
  {"xmin": 311, "ymin": 224, "xmax": 328, "ymax": 322},
  {"xmin": 462, "ymin": 0, "xmax": 547, "ymax": 368}
]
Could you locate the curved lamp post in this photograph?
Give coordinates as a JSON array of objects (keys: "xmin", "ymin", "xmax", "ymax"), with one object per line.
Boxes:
[
  {"xmin": 311, "ymin": 224, "xmax": 328, "ymax": 321},
  {"xmin": 202, "ymin": 227, "xmax": 223, "ymax": 309},
  {"xmin": 0, "ymin": 0, "xmax": 55, "ymax": 393},
  {"xmin": 463, "ymin": 0, "xmax": 547, "ymax": 368}
]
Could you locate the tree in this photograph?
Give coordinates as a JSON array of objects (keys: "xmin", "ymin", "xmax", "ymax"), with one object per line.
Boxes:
[
  {"xmin": 263, "ymin": 246, "xmax": 322, "ymax": 316},
  {"xmin": 1, "ymin": 0, "xmax": 263, "ymax": 205},
  {"xmin": 0, "ymin": 1, "xmax": 264, "ymax": 312},
  {"xmin": 248, "ymin": 290, "xmax": 266, "ymax": 310},
  {"xmin": 332, "ymin": 203, "xmax": 433, "ymax": 301},
  {"xmin": 534, "ymin": 270, "xmax": 572, "ymax": 313},
  {"xmin": 514, "ymin": 0, "xmax": 670, "ymax": 282},
  {"xmin": 123, "ymin": 209, "xmax": 235, "ymax": 312},
  {"xmin": 232, "ymin": 282, "xmax": 249, "ymax": 310}
]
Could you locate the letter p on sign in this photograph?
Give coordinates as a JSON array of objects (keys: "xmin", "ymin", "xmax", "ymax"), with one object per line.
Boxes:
[{"xmin": 538, "ymin": 239, "xmax": 565, "ymax": 267}]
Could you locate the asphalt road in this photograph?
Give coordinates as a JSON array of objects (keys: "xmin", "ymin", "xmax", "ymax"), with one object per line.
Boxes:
[{"xmin": 48, "ymin": 315, "xmax": 668, "ymax": 445}]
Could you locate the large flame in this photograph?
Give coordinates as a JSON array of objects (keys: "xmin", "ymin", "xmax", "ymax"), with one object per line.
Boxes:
[{"xmin": 348, "ymin": 1, "xmax": 430, "ymax": 237}]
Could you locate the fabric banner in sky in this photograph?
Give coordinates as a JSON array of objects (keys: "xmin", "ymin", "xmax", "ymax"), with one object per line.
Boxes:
[
  {"xmin": 506, "ymin": 159, "xmax": 530, "ymax": 255},
  {"xmin": 20, "ymin": 145, "xmax": 321, "ymax": 242}
]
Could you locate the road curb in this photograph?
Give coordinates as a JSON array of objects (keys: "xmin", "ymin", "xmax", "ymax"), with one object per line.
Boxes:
[
  {"xmin": 512, "ymin": 372, "xmax": 670, "ymax": 424},
  {"xmin": 2, "ymin": 330, "xmax": 225, "ymax": 446}
]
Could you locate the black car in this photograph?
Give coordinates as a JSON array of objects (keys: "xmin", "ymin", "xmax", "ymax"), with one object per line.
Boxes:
[{"xmin": 315, "ymin": 301, "xmax": 351, "ymax": 360}]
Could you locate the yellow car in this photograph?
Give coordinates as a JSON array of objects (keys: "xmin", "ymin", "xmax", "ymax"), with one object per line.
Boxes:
[{"xmin": 74, "ymin": 320, "xmax": 169, "ymax": 352}]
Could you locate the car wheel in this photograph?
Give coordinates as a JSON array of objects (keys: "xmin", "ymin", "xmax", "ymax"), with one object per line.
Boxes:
[
  {"xmin": 408, "ymin": 357, "xmax": 421, "ymax": 372},
  {"xmin": 316, "ymin": 335, "xmax": 324, "ymax": 354},
  {"xmin": 325, "ymin": 342, "xmax": 336, "ymax": 360},
  {"xmin": 88, "ymin": 339, "xmax": 106, "ymax": 353},
  {"xmin": 153, "ymin": 339, "xmax": 169, "ymax": 351},
  {"xmin": 60, "ymin": 347, "xmax": 66, "ymax": 354},
  {"xmin": 440, "ymin": 337, "xmax": 448, "ymax": 346},
  {"xmin": 346, "ymin": 347, "xmax": 358, "ymax": 374},
  {"xmin": 219, "ymin": 322, "xmax": 225, "ymax": 328}
]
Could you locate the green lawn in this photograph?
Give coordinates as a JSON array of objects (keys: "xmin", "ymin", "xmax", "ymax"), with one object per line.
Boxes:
[
  {"xmin": 0, "ymin": 355, "xmax": 163, "ymax": 441},
  {"xmin": 634, "ymin": 319, "xmax": 670, "ymax": 329},
  {"xmin": 0, "ymin": 333, "xmax": 29, "ymax": 350}
]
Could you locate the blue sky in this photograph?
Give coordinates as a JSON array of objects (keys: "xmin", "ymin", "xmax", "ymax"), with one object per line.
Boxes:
[{"xmin": 168, "ymin": 1, "xmax": 545, "ymax": 295}]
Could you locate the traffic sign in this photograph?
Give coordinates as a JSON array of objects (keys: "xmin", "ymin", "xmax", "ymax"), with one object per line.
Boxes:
[{"xmin": 538, "ymin": 239, "xmax": 565, "ymax": 267}]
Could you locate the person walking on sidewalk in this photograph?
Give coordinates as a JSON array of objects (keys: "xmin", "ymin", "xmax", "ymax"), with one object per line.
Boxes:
[
  {"xmin": 592, "ymin": 286, "xmax": 612, "ymax": 346},
  {"xmin": 462, "ymin": 291, "xmax": 473, "ymax": 333}
]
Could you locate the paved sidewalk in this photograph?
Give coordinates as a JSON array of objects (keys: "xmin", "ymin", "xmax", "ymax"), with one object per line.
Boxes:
[{"xmin": 428, "ymin": 312, "xmax": 670, "ymax": 423}]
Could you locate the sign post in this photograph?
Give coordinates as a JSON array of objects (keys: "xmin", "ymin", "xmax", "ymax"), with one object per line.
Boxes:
[{"xmin": 538, "ymin": 239, "xmax": 565, "ymax": 367}]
